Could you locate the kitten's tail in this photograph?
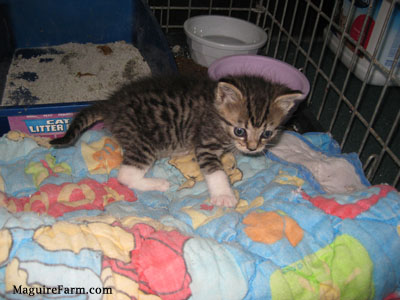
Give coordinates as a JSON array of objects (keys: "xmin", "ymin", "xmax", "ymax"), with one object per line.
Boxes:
[{"xmin": 50, "ymin": 103, "xmax": 104, "ymax": 147}]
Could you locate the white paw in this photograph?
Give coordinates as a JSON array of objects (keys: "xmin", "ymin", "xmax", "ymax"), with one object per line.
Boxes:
[
  {"xmin": 210, "ymin": 194, "xmax": 238, "ymax": 208},
  {"xmin": 117, "ymin": 164, "xmax": 170, "ymax": 192},
  {"xmin": 147, "ymin": 178, "xmax": 170, "ymax": 192},
  {"xmin": 204, "ymin": 170, "xmax": 238, "ymax": 207},
  {"xmin": 124, "ymin": 177, "xmax": 170, "ymax": 192}
]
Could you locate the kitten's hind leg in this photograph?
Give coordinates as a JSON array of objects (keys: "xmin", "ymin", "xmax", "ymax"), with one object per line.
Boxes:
[
  {"xmin": 115, "ymin": 131, "xmax": 170, "ymax": 192},
  {"xmin": 117, "ymin": 164, "xmax": 170, "ymax": 192}
]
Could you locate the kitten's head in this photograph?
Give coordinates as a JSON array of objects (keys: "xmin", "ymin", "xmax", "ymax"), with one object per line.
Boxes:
[{"xmin": 215, "ymin": 75, "xmax": 304, "ymax": 154}]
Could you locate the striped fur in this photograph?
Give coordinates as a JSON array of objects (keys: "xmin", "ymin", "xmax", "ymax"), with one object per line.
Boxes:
[
  {"xmin": 50, "ymin": 104, "xmax": 104, "ymax": 146},
  {"xmin": 50, "ymin": 74, "xmax": 303, "ymax": 204}
]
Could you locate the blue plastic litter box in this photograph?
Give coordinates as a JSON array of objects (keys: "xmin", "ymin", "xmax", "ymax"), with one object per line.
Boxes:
[{"xmin": 0, "ymin": 0, "xmax": 177, "ymax": 137}]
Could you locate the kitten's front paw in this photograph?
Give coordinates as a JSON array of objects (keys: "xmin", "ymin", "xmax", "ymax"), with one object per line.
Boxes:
[
  {"xmin": 205, "ymin": 170, "xmax": 238, "ymax": 207},
  {"xmin": 210, "ymin": 194, "xmax": 238, "ymax": 208}
]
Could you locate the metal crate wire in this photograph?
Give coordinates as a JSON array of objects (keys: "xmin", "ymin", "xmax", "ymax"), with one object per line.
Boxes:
[{"xmin": 148, "ymin": 0, "xmax": 400, "ymax": 189}]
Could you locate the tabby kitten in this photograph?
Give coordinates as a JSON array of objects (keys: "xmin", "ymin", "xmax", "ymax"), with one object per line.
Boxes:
[{"xmin": 50, "ymin": 75, "xmax": 303, "ymax": 207}]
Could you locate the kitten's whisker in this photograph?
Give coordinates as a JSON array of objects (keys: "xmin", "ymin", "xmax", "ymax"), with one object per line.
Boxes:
[
  {"xmin": 266, "ymin": 143, "xmax": 278, "ymax": 147},
  {"xmin": 227, "ymin": 146, "xmax": 240, "ymax": 155}
]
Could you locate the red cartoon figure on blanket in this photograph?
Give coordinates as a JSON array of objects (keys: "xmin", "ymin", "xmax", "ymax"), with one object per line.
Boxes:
[
  {"xmin": 102, "ymin": 222, "xmax": 192, "ymax": 300},
  {"xmin": 301, "ymin": 184, "xmax": 397, "ymax": 219},
  {"xmin": 0, "ymin": 178, "xmax": 136, "ymax": 217}
]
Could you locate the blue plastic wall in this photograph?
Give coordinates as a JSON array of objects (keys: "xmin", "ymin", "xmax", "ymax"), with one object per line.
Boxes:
[
  {"xmin": 1, "ymin": 0, "xmax": 134, "ymax": 48},
  {"xmin": 0, "ymin": 0, "xmax": 177, "ymax": 136}
]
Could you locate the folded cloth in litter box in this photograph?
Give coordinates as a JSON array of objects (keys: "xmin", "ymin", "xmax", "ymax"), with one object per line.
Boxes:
[{"xmin": 0, "ymin": 130, "xmax": 399, "ymax": 300}]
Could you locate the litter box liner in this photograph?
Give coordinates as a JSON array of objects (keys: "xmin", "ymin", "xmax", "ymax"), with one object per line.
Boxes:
[{"xmin": 2, "ymin": 41, "xmax": 151, "ymax": 106}]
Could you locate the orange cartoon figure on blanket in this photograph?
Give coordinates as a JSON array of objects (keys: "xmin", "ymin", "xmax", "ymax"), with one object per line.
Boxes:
[
  {"xmin": 81, "ymin": 137, "xmax": 123, "ymax": 174},
  {"xmin": 243, "ymin": 210, "xmax": 304, "ymax": 246}
]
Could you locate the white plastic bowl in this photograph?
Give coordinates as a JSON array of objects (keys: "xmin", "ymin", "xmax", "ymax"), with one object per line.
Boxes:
[{"xmin": 184, "ymin": 15, "xmax": 268, "ymax": 67}]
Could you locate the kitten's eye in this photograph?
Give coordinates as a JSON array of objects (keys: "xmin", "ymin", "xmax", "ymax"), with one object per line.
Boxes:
[
  {"xmin": 234, "ymin": 127, "xmax": 246, "ymax": 137},
  {"xmin": 262, "ymin": 130, "xmax": 273, "ymax": 139}
]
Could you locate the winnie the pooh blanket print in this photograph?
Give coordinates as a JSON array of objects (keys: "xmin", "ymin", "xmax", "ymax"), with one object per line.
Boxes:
[{"xmin": 0, "ymin": 129, "xmax": 399, "ymax": 299}]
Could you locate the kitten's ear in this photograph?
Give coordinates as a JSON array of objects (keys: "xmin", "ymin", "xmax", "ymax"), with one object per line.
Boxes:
[
  {"xmin": 216, "ymin": 81, "xmax": 243, "ymax": 104},
  {"xmin": 273, "ymin": 92, "xmax": 304, "ymax": 113}
]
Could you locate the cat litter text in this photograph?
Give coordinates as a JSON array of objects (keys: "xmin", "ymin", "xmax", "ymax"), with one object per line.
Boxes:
[{"xmin": 25, "ymin": 118, "xmax": 71, "ymax": 134}]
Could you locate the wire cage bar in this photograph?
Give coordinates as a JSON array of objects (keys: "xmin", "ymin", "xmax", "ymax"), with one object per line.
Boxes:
[{"xmin": 147, "ymin": 0, "xmax": 400, "ymax": 189}]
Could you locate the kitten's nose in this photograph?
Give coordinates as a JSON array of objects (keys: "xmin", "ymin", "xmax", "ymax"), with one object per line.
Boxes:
[{"xmin": 247, "ymin": 143, "xmax": 258, "ymax": 151}]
